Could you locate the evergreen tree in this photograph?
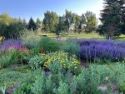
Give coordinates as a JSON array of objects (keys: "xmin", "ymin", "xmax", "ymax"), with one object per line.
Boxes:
[
  {"xmin": 98, "ymin": 0, "xmax": 125, "ymax": 39},
  {"xmin": 119, "ymin": 0, "xmax": 125, "ymax": 34},
  {"xmin": 27, "ymin": 18, "xmax": 37, "ymax": 31},
  {"xmin": 56, "ymin": 16, "xmax": 68, "ymax": 37}
]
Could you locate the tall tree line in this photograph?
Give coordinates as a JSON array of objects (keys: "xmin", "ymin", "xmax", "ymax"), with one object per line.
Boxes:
[
  {"xmin": 0, "ymin": 10, "xmax": 97, "ymax": 39},
  {"xmin": 42, "ymin": 10, "xmax": 97, "ymax": 35},
  {"xmin": 1, "ymin": 0, "xmax": 125, "ymax": 39}
]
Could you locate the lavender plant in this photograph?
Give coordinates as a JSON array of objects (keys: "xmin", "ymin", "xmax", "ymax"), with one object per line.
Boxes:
[
  {"xmin": 78, "ymin": 39, "xmax": 125, "ymax": 61},
  {"xmin": 0, "ymin": 39, "xmax": 25, "ymax": 52}
]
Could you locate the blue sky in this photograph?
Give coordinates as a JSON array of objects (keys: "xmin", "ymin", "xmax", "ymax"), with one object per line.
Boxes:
[{"xmin": 0, "ymin": 0, "xmax": 103, "ymax": 20}]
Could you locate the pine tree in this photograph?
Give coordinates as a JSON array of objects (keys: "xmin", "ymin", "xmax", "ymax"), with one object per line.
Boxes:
[
  {"xmin": 27, "ymin": 18, "xmax": 37, "ymax": 31},
  {"xmin": 98, "ymin": 0, "xmax": 125, "ymax": 39}
]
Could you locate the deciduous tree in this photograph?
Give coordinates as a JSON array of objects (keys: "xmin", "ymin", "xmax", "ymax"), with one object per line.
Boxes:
[
  {"xmin": 85, "ymin": 11, "xmax": 97, "ymax": 33},
  {"xmin": 43, "ymin": 11, "xmax": 59, "ymax": 32}
]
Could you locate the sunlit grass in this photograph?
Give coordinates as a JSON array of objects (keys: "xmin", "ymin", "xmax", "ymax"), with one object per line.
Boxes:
[
  {"xmin": 65, "ymin": 32, "xmax": 103, "ymax": 39},
  {"xmin": 0, "ymin": 36, "xmax": 3, "ymax": 42},
  {"xmin": 38, "ymin": 32, "xmax": 104, "ymax": 39},
  {"xmin": 118, "ymin": 34, "xmax": 125, "ymax": 40}
]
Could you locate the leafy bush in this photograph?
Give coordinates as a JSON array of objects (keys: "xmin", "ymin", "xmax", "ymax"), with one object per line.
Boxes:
[
  {"xmin": 32, "ymin": 71, "xmax": 46, "ymax": 94},
  {"xmin": 13, "ymin": 71, "xmax": 36, "ymax": 94},
  {"xmin": 28, "ymin": 55, "xmax": 45, "ymax": 70},
  {"xmin": 57, "ymin": 81, "xmax": 69, "ymax": 94},
  {"xmin": 0, "ymin": 50, "xmax": 29, "ymax": 69},
  {"xmin": 13, "ymin": 50, "xmax": 29, "ymax": 64},
  {"xmin": 12, "ymin": 63, "xmax": 125, "ymax": 94},
  {"xmin": 43, "ymin": 51, "xmax": 80, "ymax": 72},
  {"xmin": 14, "ymin": 70, "xmax": 46, "ymax": 94},
  {"xmin": 27, "ymin": 51, "xmax": 80, "ymax": 73},
  {"xmin": 78, "ymin": 39, "xmax": 125, "ymax": 62},
  {"xmin": 14, "ymin": 82, "xmax": 32, "ymax": 94},
  {"xmin": 38, "ymin": 37, "xmax": 61, "ymax": 53},
  {"xmin": 0, "ymin": 51, "xmax": 15, "ymax": 68},
  {"xmin": 62, "ymin": 40, "xmax": 80, "ymax": 57},
  {"xmin": 0, "ymin": 21, "xmax": 26, "ymax": 39}
]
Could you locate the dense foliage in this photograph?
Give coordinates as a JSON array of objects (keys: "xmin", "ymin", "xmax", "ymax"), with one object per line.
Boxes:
[
  {"xmin": 1, "ymin": 63, "xmax": 125, "ymax": 94},
  {"xmin": 0, "ymin": 10, "xmax": 97, "ymax": 39},
  {"xmin": 1, "ymin": 37, "xmax": 125, "ymax": 93},
  {"xmin": 0, "ymin": 13, "xmax": 26, "ymax": 39},
  {"xmin": 42, "ymin": 10, "xmax": 97, "ymax": 34},
  {"xmin": 43, "ymin": 11, "xmax": 59, "ymax": 33},
  {"xmin": 38, "ymin": 37, "xmax": 61, "ymax": 53},
  {"xmin": 98, "ymin": 0, "xmax": 125, "ymax": 39}
]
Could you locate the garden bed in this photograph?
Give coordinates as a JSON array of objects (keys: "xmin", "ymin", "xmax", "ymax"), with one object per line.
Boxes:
[{"xmin": 1, "ymin": 38, "xmax": 125, "ymax": 94}]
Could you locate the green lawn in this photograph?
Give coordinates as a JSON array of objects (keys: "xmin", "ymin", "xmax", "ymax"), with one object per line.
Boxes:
[
  {"xmin": 38, "ymin": 32, "xmax": 104, "ymax": 39},
  {"xmin": 38, "ymin": 32, "xmax": 125, "ymax": 40}
]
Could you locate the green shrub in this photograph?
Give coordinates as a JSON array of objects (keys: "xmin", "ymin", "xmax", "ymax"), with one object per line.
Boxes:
[
  {"xmin": 28, "ymin": 55, "xmax": 45, "ymax": 70},
  {"xmin": 12, "ymin": 50, "xmax": 29, "ymax": 64},
  {"xmin": 43, "ymin": 51, "xmax": 80, "ymax": 73},
  {"xmin": 14, "ymin": 82, "xmax": 32, "ymax": 94},
  {"xmin": 120, "ymin": 83, "xmax": 125, "ymax": 93},
  {"xmin": 13, "ymin": 71, "xmax": 35, "ymax": 94},
  {"xmin": 27, "ymin": 51, "xmax": 80, "ymax": 73},
  {"xmin": 0, "ymin": 51, "xmax": 14, "ymax": 68},
  {"xmin": 10, "ymin": 63, "xmax": 125, "ymax": 94},
  {"xmin": 31, "ymin": 70, "xmax": 57, "ymax": 94},
  {"xmin": 0, "ymin": 50, "xmax": 29, "ymax": 69},
  {"xmin": 38, "ymin": 37, "xmax": 61, "ymax": 53},
  {"xmin": 0, "ymin": 21, "xmax": 26, "ymax": 39},
  {"xmin": 30, "ymin": 48, "xmax": 40, "ymax": 55},
  {"xmin": 32, "ymin": 71, "xmax": 46, "ymax": 94},
  {"xmin": 57, "ymin": 81, "xmax": 69, "ymax": 94},
  {"xmin": 31, "ymin": 69, "xmax": 67, "ymax": 94},
  {"xmin": 76, "ymin": 68, "xmax": 101, "ymax": 94},
  {"xmin": 48, "ymin": 61, "xmax": 63, "ymax": 74},
  {"xmin": 62, "ymin": 40, "xmax": 80, "ymax": 57}
]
